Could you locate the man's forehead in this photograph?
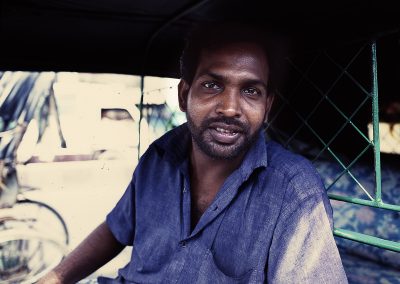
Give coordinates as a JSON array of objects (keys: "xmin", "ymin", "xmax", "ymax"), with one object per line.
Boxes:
[
  {"xmin": 201, "ymin": 41, "xmax": 267, "ymax": 57},
  {"xmin": 195, "ymin": 42, "xmax": 269, "ymax": 80},
  {"xmin": 199, "ymin": 41, "xmax": 268, "ymax": 65}
]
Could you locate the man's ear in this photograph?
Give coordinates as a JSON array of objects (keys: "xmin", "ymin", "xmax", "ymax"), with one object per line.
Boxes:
[
  {"xmin": 178, "ymin": 79, "xmax": 190, "ymax": 112},
  {"xmin": 264, "ymin": 92, "xmax": 275, "ymax": 123}
]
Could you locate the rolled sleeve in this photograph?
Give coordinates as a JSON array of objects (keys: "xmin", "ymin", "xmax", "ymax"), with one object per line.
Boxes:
[{"xmin": 106, "ymin": 177, "xmax": 136, "ymax": 246}]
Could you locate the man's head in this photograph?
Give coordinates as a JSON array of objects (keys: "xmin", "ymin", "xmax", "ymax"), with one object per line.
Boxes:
[
  {"xmin": 180, "ymin": 23, "xmax": 285, "ymax": 94},
  {"xmin": 178, "ymin": 23, "xmax": 283, "ymax": 160}
]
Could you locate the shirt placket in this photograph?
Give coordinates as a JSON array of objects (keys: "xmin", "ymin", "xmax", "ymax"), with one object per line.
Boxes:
[
  {"xmin": 182, "ymin": 176, "xmax": 192, "ymax": 239},
  {"xmin": 163, "ymin": 170, "xmax": 192, "ymax": 283}
]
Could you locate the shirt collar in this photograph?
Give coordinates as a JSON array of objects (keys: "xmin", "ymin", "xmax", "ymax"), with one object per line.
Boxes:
[
  {"xmin": 154, "ymin": 123, "xmax": 268, "ymax": 173},
  {"xmin": 153, "ymin": 123, "xmax": 191, "ymax": 167},
  {"xmin": 239, "ymin": 129, "xmax": 269, "ymax": 177}
]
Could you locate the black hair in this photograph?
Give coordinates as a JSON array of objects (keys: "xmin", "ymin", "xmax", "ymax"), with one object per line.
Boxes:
[{"xmin": 180, "ymin": 22, "xmax": 289, "ymax": 94}]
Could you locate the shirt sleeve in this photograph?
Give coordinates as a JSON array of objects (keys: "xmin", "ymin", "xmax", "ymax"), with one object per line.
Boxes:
[
  {"xmin": 267, "ymin": 191, "xmax": 348, "ymax": 283},
  {"xmin": 106, "ymin": 176, "xmax": 136, "ymax": 246}
]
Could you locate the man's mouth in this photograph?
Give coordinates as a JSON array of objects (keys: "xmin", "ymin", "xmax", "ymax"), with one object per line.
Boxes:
[
  {"xmin": 215, "ymin": 127, "xmax": 238, "ymax": 136},
  {"xmin": 209, "ymin": 123, "xmax": 243, "ymax": 144}
]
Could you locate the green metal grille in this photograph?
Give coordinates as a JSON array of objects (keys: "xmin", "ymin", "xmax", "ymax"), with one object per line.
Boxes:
[{"xmin": 267, "ymin": 40, "xmax": 400, "ymax": 252}]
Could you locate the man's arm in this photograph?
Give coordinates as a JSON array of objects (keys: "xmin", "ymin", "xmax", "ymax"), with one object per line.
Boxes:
[
  {"xmin": 38, "ymin": 221, "xmax": 125, "ymax": 284},
  {"xmin": 267, "ymin": 193, "xmax": 348, "ymax": 283}
]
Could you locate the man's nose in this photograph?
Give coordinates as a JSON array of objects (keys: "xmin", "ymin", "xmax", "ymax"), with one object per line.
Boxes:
[{"xmin": 215, "ymin": 88, "xmax": 242, "ymax": 117}]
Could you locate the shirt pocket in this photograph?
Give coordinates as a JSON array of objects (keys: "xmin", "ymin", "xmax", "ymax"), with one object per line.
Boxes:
[{"xmin": 196, "ymin": 249, "xmax": 255, "ymax": 284}]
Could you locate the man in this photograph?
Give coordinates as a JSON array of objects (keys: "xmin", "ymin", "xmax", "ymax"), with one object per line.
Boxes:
[{"xmin": 40, "ymin": 23, "xmax": 348, "ymax": 283}]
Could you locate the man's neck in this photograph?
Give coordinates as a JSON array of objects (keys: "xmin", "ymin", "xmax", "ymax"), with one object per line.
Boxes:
[
  {"xmin": 188, "ymin": 140, "xmax": 246, "ymax": 229},
  {"xmin": 189, "ymin": 140, "xmax": 245, "ymax": 192}
]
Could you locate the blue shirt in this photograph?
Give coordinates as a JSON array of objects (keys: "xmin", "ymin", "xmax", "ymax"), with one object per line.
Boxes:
[{"xmin": 103, "ymin": 123, "xmax": 348, "ymax": 283}]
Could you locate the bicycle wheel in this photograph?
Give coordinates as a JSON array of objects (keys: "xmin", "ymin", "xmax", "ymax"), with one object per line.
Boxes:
[
  {"xmin": 17, "ymin": 198, "xmax": 69, "ymax": 246},
  {"xmin": 0, "ymin": 198, "xmax": 69, "ymax": 283}
]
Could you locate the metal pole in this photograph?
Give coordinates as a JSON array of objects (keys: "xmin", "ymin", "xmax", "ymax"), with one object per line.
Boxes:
[
  {"xmin": 371, "ymin": 41, "xmax": 382, "ymax": 203},
  {"xmin": 138, "ymin": 75, "xmax": 145, "ymax": 161}
]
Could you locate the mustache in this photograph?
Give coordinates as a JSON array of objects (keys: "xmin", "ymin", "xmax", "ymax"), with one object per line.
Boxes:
[{"xmin": 201, "ymin": 116, "xmax": 249, "ymax": 132}]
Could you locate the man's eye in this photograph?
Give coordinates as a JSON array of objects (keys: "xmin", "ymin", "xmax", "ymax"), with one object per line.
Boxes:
[
  {"xmin": 202, "ymin": 82, "xmax": 220, "ymax": 89},
  {"xmin": 243, "ymin": 87, "xmax": 261, "ymax": 97}
]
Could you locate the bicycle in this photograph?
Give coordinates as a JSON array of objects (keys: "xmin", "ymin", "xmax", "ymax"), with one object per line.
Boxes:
[{"xmin": 0, "ymin": 72, "xmax": 69, "ymax": 283}]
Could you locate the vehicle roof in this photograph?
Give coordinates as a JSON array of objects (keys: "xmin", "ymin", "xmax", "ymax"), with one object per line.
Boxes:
[{"xmin": 1, "ymin": 0, "xmax": 400, "ymax": 78}]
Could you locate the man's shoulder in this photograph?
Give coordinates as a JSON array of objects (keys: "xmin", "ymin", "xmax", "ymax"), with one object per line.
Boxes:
[
  {"xmin": 265, "ymin": 140, "xmax": 325, "ymax": 196},
  {"xmin": 266, "ymin": 140, "xmax": 314, "ymax": 175}
]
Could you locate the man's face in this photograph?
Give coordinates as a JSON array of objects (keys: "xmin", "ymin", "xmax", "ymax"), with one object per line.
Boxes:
[{"xmin": 179, "ymin": 42, "xmax": 274, "ymax": 160}]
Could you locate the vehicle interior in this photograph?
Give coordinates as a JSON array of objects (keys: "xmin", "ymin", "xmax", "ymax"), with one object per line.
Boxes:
[{"xmin": 1, "ymin": 0, "xmax": 400, "ymax": 283}]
